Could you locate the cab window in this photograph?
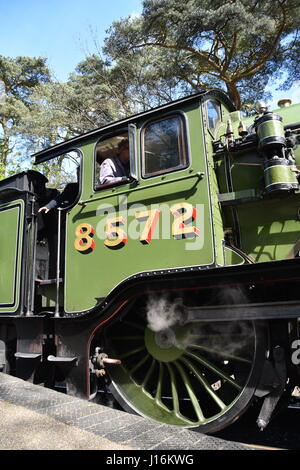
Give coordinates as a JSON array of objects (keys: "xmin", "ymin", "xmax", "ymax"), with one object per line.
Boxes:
[
  {"xmin": 95, "ymin": 131, "xmax": 129, "ymax": 190},
  {"xmin": 142, "ymin": 115, "xmax": 188, "ymax": 178},
  {"xmin": 43, "ymin": 151, "xmax": 81, "ymax": 190},
  {"xmin": 206, "ymin": 100, "xmax": 221, "ymax": 135}
]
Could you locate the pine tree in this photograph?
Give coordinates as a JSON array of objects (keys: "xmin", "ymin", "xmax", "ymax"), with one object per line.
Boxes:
[
  {"xmin": 104, "ymin": 0, "xmax": 300, "ymax": 109},
  {"xmin": 0, "ymin": 56, "xmax": 50, "ymax": 177}
]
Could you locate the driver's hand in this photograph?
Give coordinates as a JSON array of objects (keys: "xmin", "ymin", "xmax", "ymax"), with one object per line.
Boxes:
[{"xmin": 38, "ymin": 206, "xmax": 50, "ymax": 214}]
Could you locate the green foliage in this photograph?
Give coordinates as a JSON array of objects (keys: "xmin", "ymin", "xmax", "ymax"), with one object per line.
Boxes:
[
  {"xmin": 19, "ymin": 56, "xmax": 126, "ymax": 155},
  {"xmin": 0, "ymin": 55, "xmax": 50, "ymax": 177},
  {"xmin": 20, "ymin": 50, "xmax": 184, "ymax": 160},
  {"xmin": 104, "ymin": 0, "xmax": 300, "ymax": 108}
]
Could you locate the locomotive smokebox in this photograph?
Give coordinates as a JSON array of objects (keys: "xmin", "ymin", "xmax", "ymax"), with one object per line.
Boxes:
[{"xmin": 255, "ymin": 112, "xmax": 299, "ymax": 194}]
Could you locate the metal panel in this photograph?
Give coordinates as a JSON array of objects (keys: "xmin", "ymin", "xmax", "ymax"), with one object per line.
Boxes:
[{"xmin": 0, "ymin": 200, "xmax": 25, "ymax": 313}]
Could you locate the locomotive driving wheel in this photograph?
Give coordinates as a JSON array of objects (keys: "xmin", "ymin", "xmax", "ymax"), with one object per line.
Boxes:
[{"xmin": 104, "ymin": 306, "xmax": 266, "ymax": 433}]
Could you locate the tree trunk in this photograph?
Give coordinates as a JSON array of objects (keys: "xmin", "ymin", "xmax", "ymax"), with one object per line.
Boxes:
[
  {"xmin": 226, "ymin": 81, "xmax": 241, "ymax": 110},
  {"xmin": 0, "ymin": 119, "xmax": 9, "ymax": 179}
]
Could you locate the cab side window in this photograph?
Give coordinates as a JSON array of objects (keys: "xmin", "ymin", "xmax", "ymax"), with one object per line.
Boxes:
[
  {"xmin": 142, "ymin": 115, "xmax": 188, "ymax": 178},
  {"xmin": 95, "ymin": 132, "xmax": 129, "ymax": 190},
  {"xmin": 45, "ymin": 151, "xmax": 81, "ymax": 189},
  {"xmin": 206, "ymin": 100, "xmax": 221, "ymax": 136}
]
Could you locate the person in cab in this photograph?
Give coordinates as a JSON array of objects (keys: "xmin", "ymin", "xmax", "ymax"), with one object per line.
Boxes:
[{"xmin": 99, "ymin": 138, "xmax": 130, "ymax": 185}]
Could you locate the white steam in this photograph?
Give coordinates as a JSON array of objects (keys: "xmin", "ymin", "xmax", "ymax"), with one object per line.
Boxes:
[
  {"xmin": 145, "ymin": 288, "xmax": 255, "ymax": 361},
  {"xmin": 146, "ymin": 296, "xmax": 183, "ymax": 332}
]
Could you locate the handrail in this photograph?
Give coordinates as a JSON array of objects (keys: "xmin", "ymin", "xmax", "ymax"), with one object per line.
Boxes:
[{"xmin": 55, "ymin": 208, "xmax": 63, "ymax": 318}]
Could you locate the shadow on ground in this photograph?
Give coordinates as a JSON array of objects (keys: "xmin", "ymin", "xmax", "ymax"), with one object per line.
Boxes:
[{"xmin": 191, "ymin": 400, "xmax": 300, "ymax": 450}]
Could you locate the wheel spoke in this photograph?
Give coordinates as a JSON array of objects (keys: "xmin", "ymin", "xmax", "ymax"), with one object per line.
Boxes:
[
  {"xmin": 185, "ymin": 350, "xmax": 243, "ymax": 391},
  {"xmin": 189, "ymin": 343, "xmax": 252, "ymax": 364},
  {"xmin": 155, "ymin": 362, "xmax": 163, "ymax": 403},
  {"xmin": 119, "ymin": 346, "xmax": 145, "ymax": 359},
  {"xmin": 154, "ymin": 362, "xmax": 170, "ymax": 411},
  {"xmin": 142, "ymin": 358, "xmax": 156, "ymax": 389},
  {"xmin": 129, "ymin": 354, "xmax": 150, "ymax": 376},
  {"xmin": 180, "ymin": 356, "xmax": 226, "ymax": 410},
  {"xmin": 165, "ymin": 363, "xmax": 180, "ymax": 416},
  {"xmin": 173, "ymin": 360, "xmax": 205, "ymax": 422}
]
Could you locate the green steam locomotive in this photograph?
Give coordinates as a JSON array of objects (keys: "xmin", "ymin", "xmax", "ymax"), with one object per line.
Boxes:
[{"xmin": 0, "ymin": 89, "xmax": 300, "ymax": 433}]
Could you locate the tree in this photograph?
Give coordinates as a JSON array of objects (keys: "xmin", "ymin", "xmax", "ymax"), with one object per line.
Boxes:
[
  {"xmin": 69, "ymin": 55, "xmax": 127, "ymax": 124},
  {"xmin": 21, "ymin": 51, "xmax": 184, "ymax": 156},
  {"xmin": 20, "ymin": 56, "xmax": 127, "ymax": 153},
  {"xmin": 0, "ymin": 56, "xmax": 50, "ymax": 177},
  {"xmin": 68, "ymin": 52, "xmax": 183, "ymax": 119},
  {"xmin": 104, "ymin": 0, "xmax": 300, "ymax": 109}
]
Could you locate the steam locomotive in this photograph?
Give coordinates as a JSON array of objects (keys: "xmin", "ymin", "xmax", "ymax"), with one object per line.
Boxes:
[{"xmin": 1, "ymin": 89, "xmax": 300, "ymax": 433}]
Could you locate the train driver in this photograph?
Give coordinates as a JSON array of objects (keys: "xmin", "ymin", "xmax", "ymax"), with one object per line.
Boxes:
[{"xmin": 99, "ymin": 138, "xmax": 130, "ymax": 185}]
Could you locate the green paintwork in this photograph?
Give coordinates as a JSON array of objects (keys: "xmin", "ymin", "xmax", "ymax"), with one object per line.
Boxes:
[
  {"xmin": 256, "ymin": 118, "xmax": 285, "ymax": 145},
  {"xmin": 224, "ymin": 247, "xmax": 245, "ymax": 266},
  {"xmin": 244, "ymin": 103, "xmax": 300, "ymax": 167},
  {"xmin": 64, "ymin": 102, "xmax": 220, "ymax": 313},
  {"xmin": 232, "ymin": 199, "xmax": 300, "ymax": 262},
  {"xmin": 273, "ymin": 102, "xmax": 300, "ymax": 125},
  {"xmin": 202, "ymin": 101, "xmax": 227, "ymax": 267},
  {"xmin": 264, "ymin": 162, "xmax": 298, "ymax": 189},
  {"xmin": 50, "ymin": 94, "xmax": 300, "ymax": 313},
  {"xmin": 216, "ymin": 102, "xmax": 300, "ymax": 264},
  {"xmin": 0, "ymin": 199, "xmax": 24, "ymax": 313},
  {"xmin": 144, "ymin": 327, "xmax": 185, "ymax": 362}
]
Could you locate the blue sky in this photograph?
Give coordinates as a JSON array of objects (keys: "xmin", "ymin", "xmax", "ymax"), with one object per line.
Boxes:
[
  {"xmin": 1, "ymin": 0, "xmax": 142, "ymax": 81},
  {"xmin": 0, "ymin": 0, "xmax": 298, "ymax": 108}
]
